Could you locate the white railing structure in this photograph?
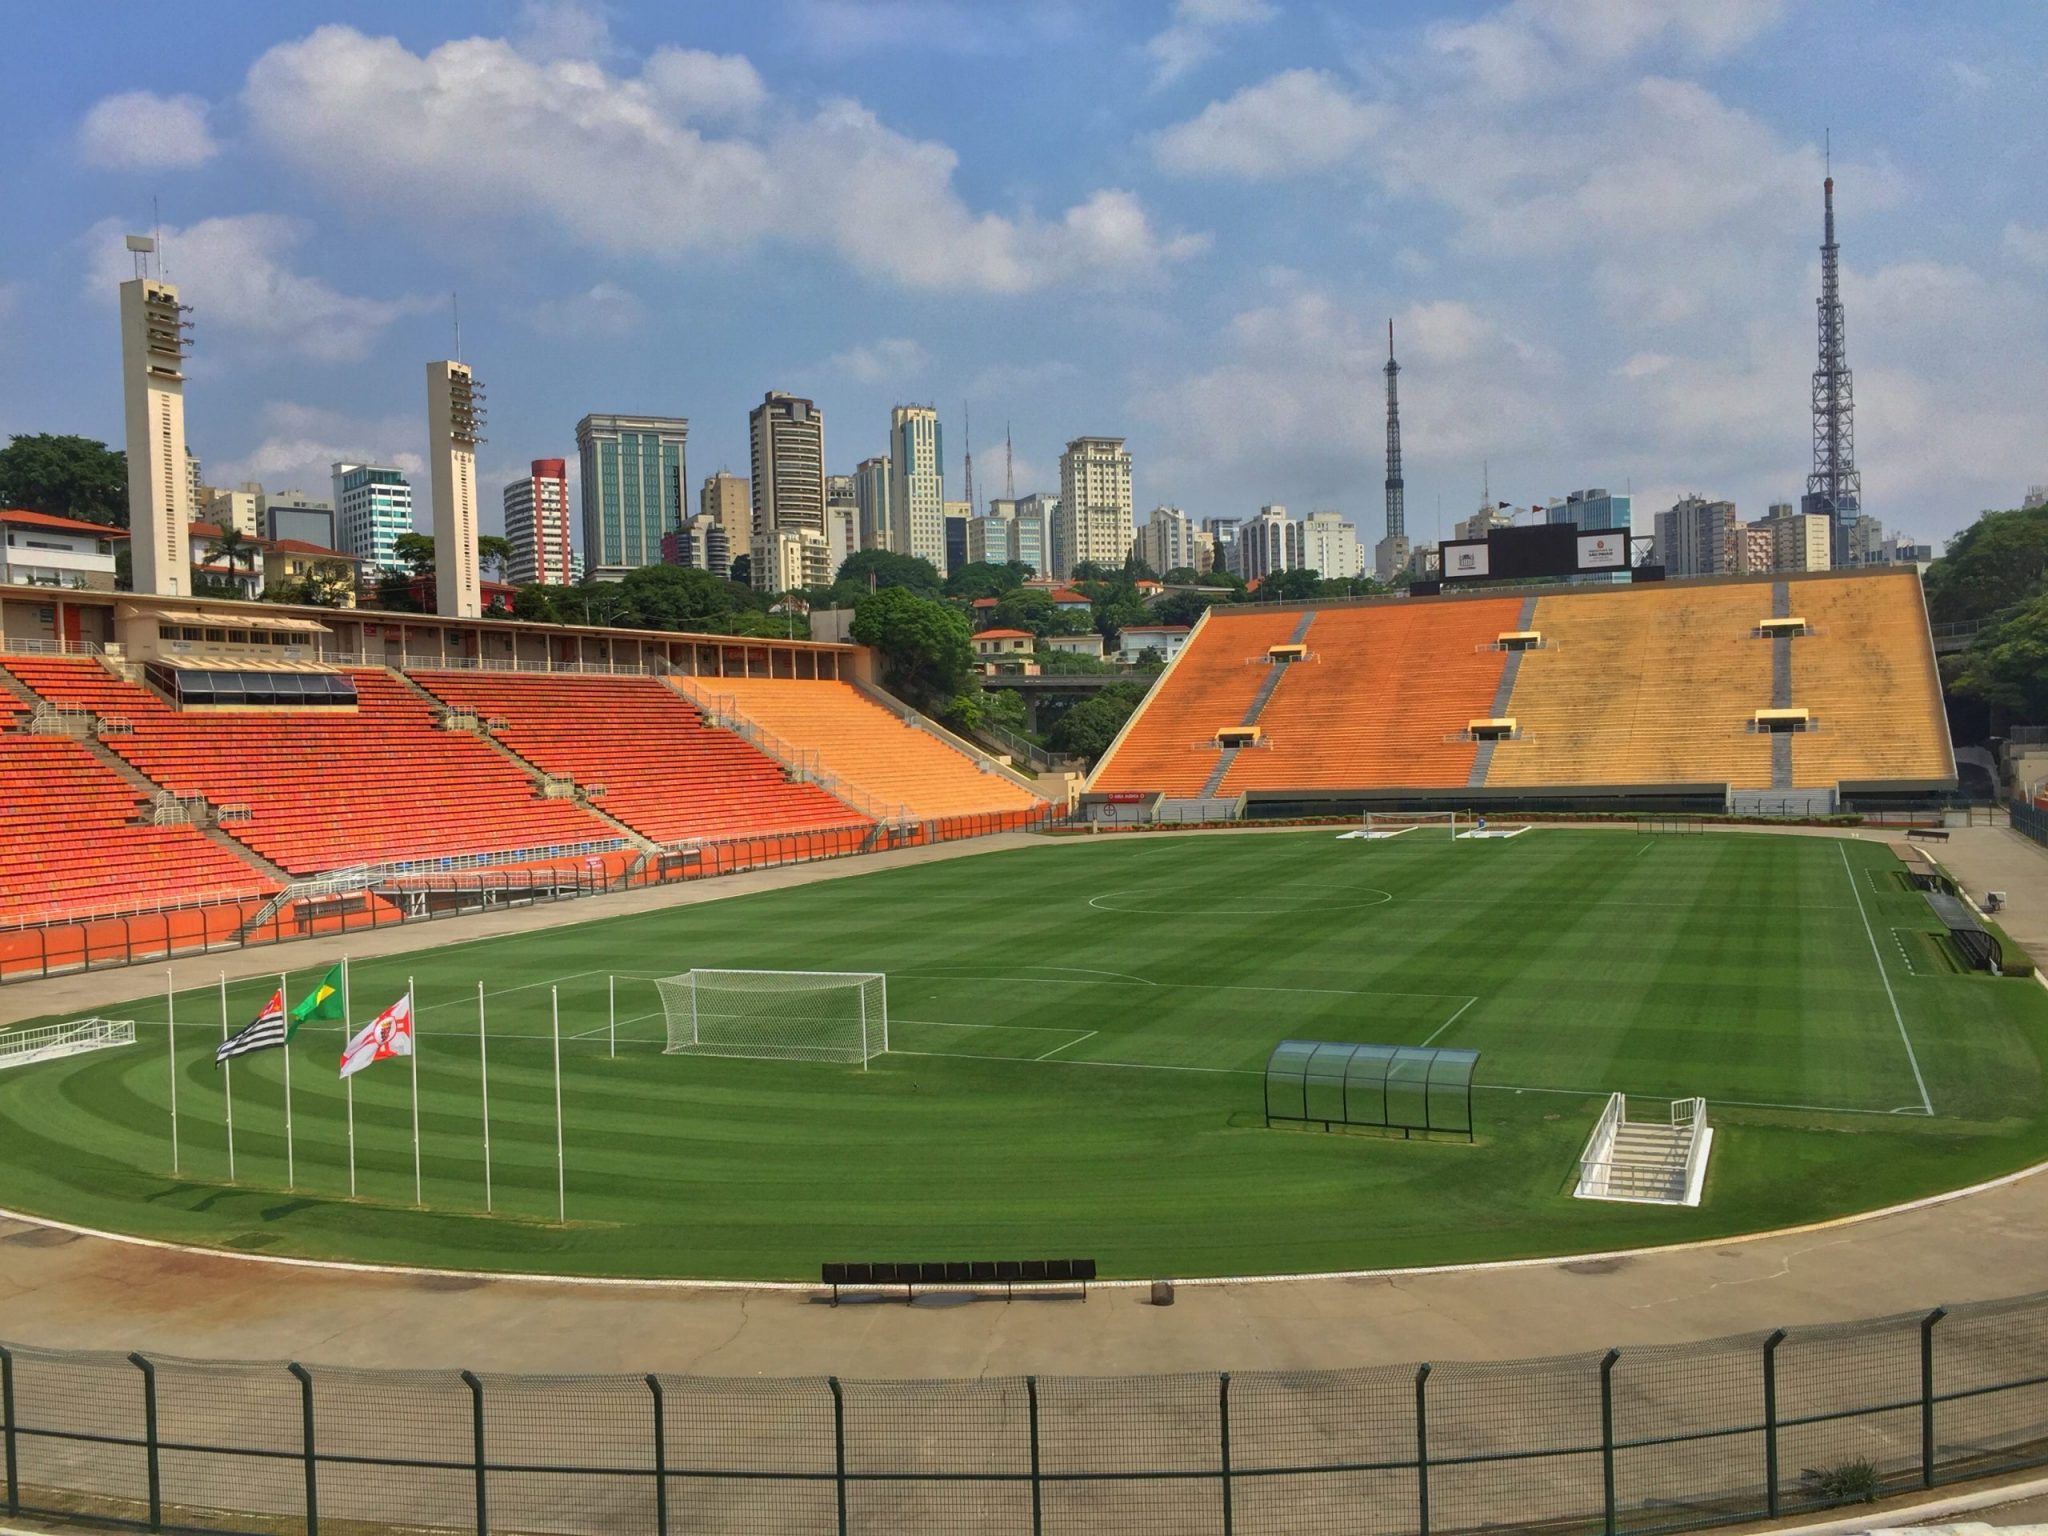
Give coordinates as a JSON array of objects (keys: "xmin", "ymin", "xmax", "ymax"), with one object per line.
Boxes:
[
  {"xmin": 1574, "ymin": 1093, "xmax": 1711, "ymax": 1206},
  {"xmin": 0, "ymin": 1017, "xmax": 137, "ymax": 1072}
]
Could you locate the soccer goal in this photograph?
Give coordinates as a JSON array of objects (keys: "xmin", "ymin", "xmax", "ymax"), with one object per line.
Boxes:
[
  {"xmin": 0, "ymin": 1017, "xmax": 137, "ymax": 1073},
  {"xmin": 1360, "ymin": 810, "xmax": 1461, "ymax": 840},
  {"xmin": 657, "ymin": 970, "xmax": 889, "ymax": 1067}
]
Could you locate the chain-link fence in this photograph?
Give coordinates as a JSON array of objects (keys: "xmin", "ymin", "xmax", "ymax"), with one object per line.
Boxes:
[{"xmin": 6, "ymin": 1289, "xmax": 2048, "ymax": 1535}]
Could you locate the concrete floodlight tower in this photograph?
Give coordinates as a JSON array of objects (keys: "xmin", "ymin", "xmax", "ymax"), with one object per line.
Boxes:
[
  {"xmin": 427, "ymin": 360, "xmax": 486, "ymax": 617},
  {"xmin": 1374, "ymin": 319, "xmax": 1411, "ymax": 583},
  {"xmin": 120, "ymin": 235, "xmax": 194, "ymax": 595},
  {"xmin": 1800, "ymin": 159, "xmax": 1862, "ymax": 565}
]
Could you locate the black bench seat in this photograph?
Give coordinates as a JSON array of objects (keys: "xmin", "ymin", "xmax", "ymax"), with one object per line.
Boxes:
[{"xmin": 822, "ymin": 1259, "xmax": 1095, "ymax": 1304}]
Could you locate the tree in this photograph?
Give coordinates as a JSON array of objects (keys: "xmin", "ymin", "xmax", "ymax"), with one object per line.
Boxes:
[
  {"xmin": 617, "ymin": 563, "xmax": 749, "ymax": 631},
  {"xmin": 837, "ymin": 549, "xmax": 943, "ymax": 596},
  {"xmin": 1261, "ymin": 567, "xmax": 1324, "ymax": 602},
  {"xmin": 1070, "ymin": 559, "xmax": 1120, "ymax": 583},
  {"xmin": 206, "ymin": 527, "xmax": 260, "ymax": 588},
  {"xmin": 1197, "ymin": 566, "xmax": 1247, "ymax": 591},
  {"xmin": 1949, "ymin": 594, "xmax": 2048, "ymax": 722},
  {"xmin": 729, "ymin": 553, "xmax": 752, "ymax": 588},
  {"xmin": 1090, "ymin": 583, "xmax": 1151, "ymax": 645},
  {"xmin": 0, "ymin": 434, "xmax": 128, "ymax": 526},
  {"xmin": 1162, "ymin": 566, "xmax": 1201, "ymax": 584},
  {"xmin": 264, "ymin": 560, "xmax": 356, "ymax": 607},
  {"xmin": 478, "ymin": 534, "xmax": 513, "ymax": 579},
  {"xmin": 391, "ymin": 531, "xmax": 438, "ymax": 577},
  {"xmin": 944, "ymin": 560, "xmax": 1031, "ymax": 599},
  {"xmin": 1154, "ymin": 588, "xmax": 1230, "ymax": 627},
  {"xmin": 1923, "ymin": 506, "xmax": 2048, "ymax": 624},
  {"xmin": 1047, "ymin": 688, "xmax": 1143, "ymax": 761},
  {"xmin": 850, "ymin": 586, "xmax": 976, "ymax": 713}
]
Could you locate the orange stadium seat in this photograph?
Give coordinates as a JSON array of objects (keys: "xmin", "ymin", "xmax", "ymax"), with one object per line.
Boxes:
[
  {"xmin": 697, "ymin": 678, "xmax": 1047, "ymax": 821},
  {"xmin": 409, "ymin": 671, "xmax": 865, "ymax": 843}
]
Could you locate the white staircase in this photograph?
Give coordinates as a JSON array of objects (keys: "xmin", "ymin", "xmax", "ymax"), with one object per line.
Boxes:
[{"xmin": 1575, "ymin": 1094, "xmax": 1712, "ymax": 1206}]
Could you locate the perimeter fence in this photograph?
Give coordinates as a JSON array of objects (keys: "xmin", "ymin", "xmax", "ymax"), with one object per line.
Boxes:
[{"xmin": 5, "ymin": 1288, "xmax": 2048, "ymax": 1535}]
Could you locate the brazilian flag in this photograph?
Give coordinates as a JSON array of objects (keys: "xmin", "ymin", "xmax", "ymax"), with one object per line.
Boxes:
[{"xmin": 289, "ymin": 964, "xmax": 346, "ymax": 1036}]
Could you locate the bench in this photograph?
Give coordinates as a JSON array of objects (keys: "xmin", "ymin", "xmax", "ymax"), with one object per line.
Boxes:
[
  {"xmin": 1906, "ymin": 827, "xmax": 1950, "ymax": 842},
  {"xmin": 822, "ymin": 1259, "xmax": 1096, "ymax": 1305}
]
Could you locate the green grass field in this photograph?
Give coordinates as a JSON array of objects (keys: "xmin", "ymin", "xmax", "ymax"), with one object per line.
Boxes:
[{"xmin": 2, "ymin": 828, "xmax": 2044, "ymax": 1280}]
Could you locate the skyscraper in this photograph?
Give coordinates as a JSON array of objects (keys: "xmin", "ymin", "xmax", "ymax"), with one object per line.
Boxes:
[
  {"xmin": 1375, "ymin": 319, "xmax": 1410, "ymax": 583},
  {"xmin": 1054, "ymin": 436, "xmax": 1134, "ymax": 578},
  {"xmin": 426, "ymin": 360, "xmax": 484, "ymax": 617},
  {"xmin": 749, "ymin": 392, "xmax": 828, "ymax": 590},
  {"xmin": 826, "ymin": 473, "xmax": 858, "ymax": 577},
  {"xmin": 1302, "ymin": 510, "xmax": 1362, "ymax": 580},
  {"xmin": 1800, "ymin": 168, "xmax": 1863, "ymax": 566},
  {"xmin": 119, "ymin": 260, "xmax": 193, "ymax": 596},
  {"xmin": 1139, "ymin": 506, "xmax": 1198, "ymax": 574},
  {"xmin": 576, "ymin": 414, "xmax": 688, "ymax": 580},
  {"xmin": 1653, "ymin": 495, "xmax": 1739, "ymax": 577},
  {"xmin": 504, "ymin": 459, "xmax": 573, "ymax": 586},
  {"xmin": 1237, "ymin": 505, "xmax": 1305, "ymax": 582},
  {"xmin": 854, "ymin": 457, "xmax": 892, "ymax": 552},
  {"xmin": 698, "ymin": 470, "xmax": 751, "ymax": 554},
  {"xmin": 331, "ymin": 462, "xmax": 415, "ymax": 574},
  {"xmin": 888, "ymin": 405, "xmax": 944, "ymax": 567}
]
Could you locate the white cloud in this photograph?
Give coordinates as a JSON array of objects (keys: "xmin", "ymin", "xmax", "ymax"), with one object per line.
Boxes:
[
  {"xmin": 825, "ymin": 337, "xmax": 931, "ymax": 383},
  {"xmin": 531, "ymin": 282, "xmax": 646, "ymax": 338},
  {"xmin": 969, "ymin": 358, "xmax": 1081, "ymax": 397},
  {"xmin": 242, "ymin": 26, "xmax": 1201, "ymax": 295},
  {"xmin": 513, "ymin": 0, "xmax": 616, "ymax": 61},
  {"xmin": 1153, "ymin": 69, "xmax": 1384, "ymax": 178},
  {"xmin": 2004, "ymin": 223, "xmax": 2048, "ymax": 269},
  {"xmin": 208, "ymin": 403, "xmax": 427, "ymax": 508},
  {"xmin": 1146, "ymin": 0, "xmax": 1278, "ymax": 90},
  {"xmin": 78, "ymin": 91, "xmax": 219, "ymax": 170},
  {"xmin": 643, "ymin": 48, "xmax": 768, "ymax": 121},
  {"xmin": 1426, "ymin": 0, "xmax": 1784, "ymax": 101},
  {"xmin": 84, "ymin": 214, "xmax": 431, "ymax": 363}
]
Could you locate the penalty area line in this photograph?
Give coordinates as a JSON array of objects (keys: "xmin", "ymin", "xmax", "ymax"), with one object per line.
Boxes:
[
  {"xmin": 1417, "ymin": 996, "xmax": 1478, "ymax": 1048},
  {"xmin": 1839, "ymin": 842, "xmax": 1935, "ymax": 1116}
]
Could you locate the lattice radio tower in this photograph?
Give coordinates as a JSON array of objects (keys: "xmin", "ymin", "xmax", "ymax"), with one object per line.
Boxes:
[
  {"xmin": 961, "ymin": 403, "xmax": 975, "ymax": 518},
  {"xmin": 1384, "ymin": 320, "xmax": 1405, "ymax": 541},
  {"xmin": 1801, "ymin": 142, "xmax": 1862, "ymax": 554}
]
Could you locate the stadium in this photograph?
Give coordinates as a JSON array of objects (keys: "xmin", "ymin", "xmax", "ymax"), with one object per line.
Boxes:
[{"xmin": 4, "ymin": 560, "xmax": 2048, "ymax": 1535}]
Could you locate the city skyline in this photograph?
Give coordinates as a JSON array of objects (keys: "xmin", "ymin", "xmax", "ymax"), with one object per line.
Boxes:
[{"xmin": 5, "ymin": 3, "xmax": 2046, "ymax": 564}]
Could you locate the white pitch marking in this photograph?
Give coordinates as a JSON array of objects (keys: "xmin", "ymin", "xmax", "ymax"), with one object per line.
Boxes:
[
  {"xmin": 1417, "ymin": 996, "xmax": 1479, "ymax": 1047},
  {"xmin": 1033, "ymin": 1029, "xmax": 1097, "ymax": 1061},
  {"xmin": 1839, "ymin": 842, "xmax": 1934, "ymax": 1116}
]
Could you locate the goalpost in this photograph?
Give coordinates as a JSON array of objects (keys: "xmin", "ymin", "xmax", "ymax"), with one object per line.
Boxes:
[
  {"xmin": 656, "ymin": 970, "xmax": 889, "ymax": 1068},
  {"xmin": 0, "ymin": 1018, "xmax": 137, "ymax": 1072},
  {"xmin": 1361, "ymin": 810, "xmax": 1462, "ymax": 840}
]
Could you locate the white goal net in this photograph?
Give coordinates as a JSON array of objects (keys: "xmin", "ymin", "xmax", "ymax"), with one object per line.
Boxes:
[
  {"xmin": 657, "ymin": 970, "xmax": 889, "ymax": 1067},
  {"xmin": 1359, "ymin": 810, "xmax": 1461, "ymax": 840},
  {"xmin": 0, "ymin": 1017, "xmax": 137, "ymax": 1072}
]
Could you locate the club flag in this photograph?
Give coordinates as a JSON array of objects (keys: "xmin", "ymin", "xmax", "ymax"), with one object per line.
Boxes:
[
  {"xmin": 340, "ymin": 993, "xmax": 413, "ymax": 1079},
  {"xmin": 289, "ymin": 965, "xmax": 346, "ymax": 1037},
  {"xmin": 215, "ymin": 990, "xmax": 288, "ymax": 1067}
]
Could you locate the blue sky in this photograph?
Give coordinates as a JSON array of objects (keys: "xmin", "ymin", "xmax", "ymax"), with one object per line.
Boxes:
[{"xmin": 2, "ymin": 0, "xmax": 2044, "ymax": 554}]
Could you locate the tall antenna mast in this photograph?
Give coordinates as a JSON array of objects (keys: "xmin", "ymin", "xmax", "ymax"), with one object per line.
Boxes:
[
  {"xmin": 452, "ymin": 292, "xmax": 461, "ymax": 362},
  {"xmin": 1383, "ymin": 319, "xmax": 1405, "ymax": 543},
  {"xmin": 1004, "ymin": 421, "xmax": 1014, "ymax": 500},
  {"xmin": 961, "ymin": 403, "xmax": 975, "ymax": 519},
  {"xmin": 1801, "ymin": 134, "xmax": 1862, "ymax": 563}
]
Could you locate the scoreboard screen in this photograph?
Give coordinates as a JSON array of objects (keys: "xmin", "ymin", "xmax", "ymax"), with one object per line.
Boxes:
[{"xmin": 1439, "ymin": 522, "xmax": 1633, "ymax": 583}]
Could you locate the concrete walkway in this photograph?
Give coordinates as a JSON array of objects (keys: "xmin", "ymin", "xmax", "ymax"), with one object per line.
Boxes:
[{"xmin": 1, "ymin": 822, "xmax": 2045, "ymax": 1380}]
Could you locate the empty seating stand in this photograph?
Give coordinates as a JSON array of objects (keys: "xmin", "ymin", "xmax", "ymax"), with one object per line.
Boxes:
[
  {"xmin": 3, "ymin": 657, "xmax": 617, "ymax": 876},
  {"xmin": 410, "ymin": 671, "xmax": 864, "ymax": 844},
  {"xmin": 821, "ymin": 1259, "xmax": 1096, "ymax": 1304}
]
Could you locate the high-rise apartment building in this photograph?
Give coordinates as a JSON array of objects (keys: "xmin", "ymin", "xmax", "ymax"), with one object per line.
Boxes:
[
  {"xmin": 1139, "ymin": 506, "xmax": 1198, "ymax": 575},
  {"xmin": 120, "ymin": 269, "xmax": 193, "ymax": 596},
  {"xmin": 1200, "ymin": 516, "xmax": 1241, "ymax": 576},
  {"xmin": 1302, "ymin": 511, "xmax": 1362, "ymax": 580},
  {"xmin": 1545, "ymin": 488, "xmax": 1632, "ymax": 532},
  {"xmin": 1054, "ymin": 436, "xmax": 1134, "ymax": 579},
  {"xmin": 504, "ymin": 459, "xmax": 573, "ymax": 586},
  {"xmin": 576, "ymin": 414, "xmax": 687, "ymax": 580},
  {"xmin": 1236, "ymin": 505, "xmax": 1305, "ymax": 583},
  {"xmin": 888, "ymin": 406, "xmax": 945, "ymax": 567},
  {"xmin": 826, "ymin": 474, "xmax": 858, "ymax": 578},
  {"xmin": 660, "ymin": 515, "xmax": 732, "ymax": 580},
  {"xmin": 426, "ymin": 360, "xmax": 484, "ymax": 617},
  {"xmin": 1012, "ymin": 493, "xmax": 1052, "ymax": 577},
  {"xmin": 749, "ymin": 392, "xmax": 827, "ymax": 590},
  {"xmin": 1653, "ymin": 496, "xmax": 1739, "ymax": 577},
  {"xmin": 854, "ymin": 457, "xmax": 891, "ymax": 552},
  {"xmin": 698, "ymin": 470, "xmax": 750, "ymax": 554},
  {"xmin": 331, "ymin": 462, "xmax": 415, "ymax": 574},
  {"xmin": 943, "ymin": 500, "xmax": 969, "ymax": 576}
]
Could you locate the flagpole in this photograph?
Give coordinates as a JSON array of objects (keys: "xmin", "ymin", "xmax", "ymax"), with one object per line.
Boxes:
[
  {"xmin": 408, "ymin": 976, "xmax": 422, "ymax": 1207},
  {"xmin": 218, "ymin": 972, "xmax": 236, "ymax": 1182},
  {"xmin": 279, "ymin": 972, "xmax": 295, "ymax": 1190},
  {"xmin": 343, "ymin": 956, "xmax": 356, "ymax": 1198},
  {"xmin": 551, "ymin": 985, "xmax": 565, "ymax": 1224},
  {"xmin": 165, "ymin": 967, "xmax": 180, "ymax": 1176},
  {"xmin": 478, "ymin": 980, "xmax": 492, "ymax": 1215}
]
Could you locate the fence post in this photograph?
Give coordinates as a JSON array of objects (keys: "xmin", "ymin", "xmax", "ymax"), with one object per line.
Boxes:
[
  {"xmin": 287, "ymin": 1363, "xmax": 317, "ymax": 1536},
  {"xmin": 1026, "ymin": 1376, "xmax": 1042, "ymax": 1536},
  {"xmin": 1599, "ymin": 1349, "xmax": 1621, "ymax": 1536},
  {"xmin": 1762, "ymin": 1329, "xmax": 1786, "ymax": 1519},
  {"xmin": 129, "ymin": 1351, "xmax": 161, "ymax": 1531},
  {"xmin": 1414, "ymin": 1363, "xmax": 1431, "ymax": 1536},
  {"xmin": 829, "ymin": 1377, "xmax": 848, "ymax": 1536},
  {"xmin": 460, "ymin": 1370, "xmax": 486, "ymax": 1536},
  {"xmin": 1217, "ymin": 1373, "xmax": 1233, "ymax": 1536},
  {"xmin": 1921, "ymin": 1307, "xmax": 1947, "ymax": 1487},
  {"xmin": 1, "ymin": 1343, "xmax": 17, "ymax": 1516},
  {"xmin": 645, "ymin": 1375, "xmax": 667, "ymax": 1536}
]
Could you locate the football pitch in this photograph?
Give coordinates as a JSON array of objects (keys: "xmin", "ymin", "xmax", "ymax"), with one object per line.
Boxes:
[{"xmin": 2, "ymin": 828, "xmax": 2044, "ymax": 1280}]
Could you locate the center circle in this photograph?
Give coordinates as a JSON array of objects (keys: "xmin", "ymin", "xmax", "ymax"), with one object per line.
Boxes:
[{"xmin": 1088, "ymin": 887, "xmax": 1394, "ymax": 916}]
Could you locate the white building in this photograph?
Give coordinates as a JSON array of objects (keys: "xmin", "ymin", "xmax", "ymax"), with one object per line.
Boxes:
[
  {"xmin": 1117, "ymin": 623, "xmax": 1191, "ymax": 665},
  {"xmin": 888, "ymin": 406, "xmax": 945, "ymax": 567},
  {"xmin": 1302, "ymin": 510, "xmax": 1363, "ymax": 580},
  {"xmin": 1759, "ymin": 503, "xmax": 1832, "ymax": 573},
  {"xmin": 504, "ymin": 459, "xmax": 574, "ymax": 586},
  {"xmin": 1138, "ymin": 506, "xmax": 1198, "ymax": 575},
  {"xmin": 331, "ymin": 462, "xmax": 416, "ymax": 575},
  {"xmin": 1054, "ymin": 437, "xmax": 1134, "ymax": 579},
  {"xmin": 0, "ymin": 509, "xmax": 123, "ymax": 590},
  {"xmin": 1236, "ymin": 505, "xmax": 1305, "ymax": 583},
  {"xmin": 749, "ymin": 392, "xmax": 826, "ymax": 591},
  {"xmin": 120, "ymin": 267, "xmax": 193, "ymax": 596},
  {"xmin": 202, "ymin": 485, "xmax": 262, "ymax": 539},
  {"xmin": 426, "ymin": 360, "xmax": 484, "ymax": 617},
  {"xmin": 758, "ymin": 526, "xmax": 832, "ymax": 592},
  {"xmin": 661, "ymin": 513, "xmax": 731, "ymax": 580}
]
